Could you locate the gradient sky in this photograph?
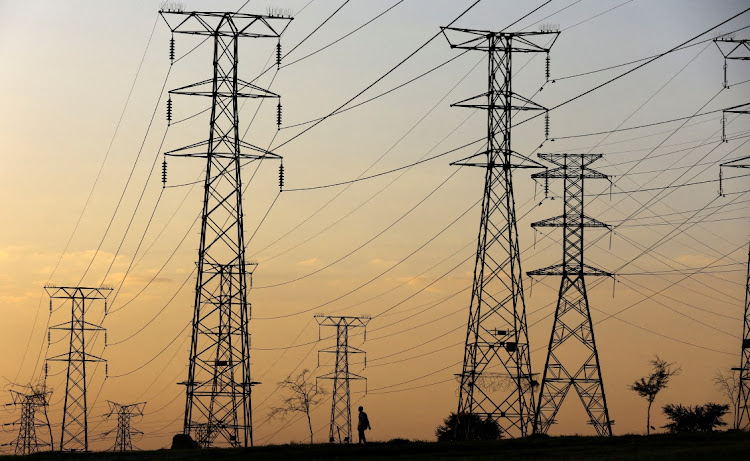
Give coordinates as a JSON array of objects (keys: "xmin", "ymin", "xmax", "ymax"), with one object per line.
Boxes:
[{"xmin": 1, "ymin": 0, "xmax": 749, "ymax": 450}]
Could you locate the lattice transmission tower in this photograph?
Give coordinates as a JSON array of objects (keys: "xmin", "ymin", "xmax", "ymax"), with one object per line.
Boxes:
[
  {"xmin": 718, "ymin": 103, "xmax": 750, "ymax": 195},
  {"xmin": 6, "ymin": 386, "xmax": 52, "ymax": 455},
  {"xmin": 102, "ymin": 401, "xmax": 145, "ymax": 451},
  {"xmin": 734, "ymin": 243, "xmax": 750, "ymax": 430},
  {"xmin": 441, "ymin": 26, "xmax": 559, "ymax": 438},
  {"xmin": 527, "ymin": 154, "xmax": 613, "ymax": 436},
  {"xmin": 714, "ymin": 36, "xmax": 749, "ymax": 88},
  {"xmin": 45, "ymin": 286, "xmax": 110, "ymax": 451},
  {"xmin": 316, "ymin": 315, "xmax": 369, "ymax": 444},
  {"xmin": 160, "ymin": 8, "xmax": 292, "ymax": 448}
]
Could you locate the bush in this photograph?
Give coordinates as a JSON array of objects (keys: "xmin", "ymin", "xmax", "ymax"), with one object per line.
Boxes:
[
  {"xmin": 435, "ymin": 412, "xmax": 502, "ymax": 441},
  {"xmin": 662, "ymin": 402, "xmax": 729, "ymax": 433}
]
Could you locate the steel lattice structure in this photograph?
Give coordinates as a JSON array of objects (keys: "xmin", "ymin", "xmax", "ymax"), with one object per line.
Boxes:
[
  {"xmin": 160, "ymin": 9, "xmax": 292, "ymax": 448},
  {"xmin": 8, "ymin": 388, "xmax": 52, "ymax": 455},
  {"xmin": 714, "ymin": 37, "xmax": 749, "ymax": 88},
  {"xmin": 528, "ymin": 154, "xmax": 613, "ymax": 436},
  {"xmin": 103, "ymin": 401, "xmax": 145, "ymax": 451},
  {"xmin": 719, "ymin": 103, "xmax": 750, "ymax": 195},
  {"xmin": 316, "ymin": 316, "xmax": 369, "ymax": 444},
  {"xmin": 734, "ymin": 243, "xmax": 750, "ymax": 430},
  {"xmin": 441, "ymin": 27, "xmax": 558, "ymax": 438},
  {"xmin": 45, "ymin": 286, "xmax": 110, "ymax": 452}
]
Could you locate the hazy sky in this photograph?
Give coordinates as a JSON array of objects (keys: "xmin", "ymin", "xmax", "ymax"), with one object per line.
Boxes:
[{"xmin": 1, "ymin": 0, "xmax": 749, "ymax": 450}]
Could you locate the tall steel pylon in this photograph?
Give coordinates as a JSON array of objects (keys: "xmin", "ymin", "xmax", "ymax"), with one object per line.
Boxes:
[
  {"xmin": 441, "ymin": 26, "xmax": 559, "ymax": 438},
  {"xmin": 528, "ymin": 154, "xmax": 613, "ymax": 436},
  {"xmin": 733, "ymin": 243, "xmax": 750, "ymax": 430},
  {"xmin": 103, "ymin": 401, "xmax": 145, "ymax": 451},
  {"xmin": 316, "ymin": 315, "xmax": 370, "ymax": 444},
  {"xmin": 45, "ymin": 286, "xmax": 110, "ymax": 451},
  {"xmin": 160, "ymin": 8, "xmax": 292, "ymax": 448},
  {"xmin": 718, "ymin": 103, "xmax": 750, "ymax": 195},
  {"xmin": 719, "ymin": 103, "xmax": 749, "ymax": 144},
  {"xmin": 714, "ymin": 36, "xmax": 749, "ymax": 88},
  {"xmin": 7, "ymin": 387, "xmax": 52, "ymax": 455}
]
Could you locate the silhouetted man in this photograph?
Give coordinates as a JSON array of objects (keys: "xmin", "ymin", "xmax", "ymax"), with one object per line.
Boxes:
[{"xmin": 357, "ymin": 406, "xmax": 371, "ymax": 444}]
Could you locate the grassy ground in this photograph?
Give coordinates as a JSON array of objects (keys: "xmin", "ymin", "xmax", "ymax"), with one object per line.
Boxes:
[{"xmin": 6, "ymin": 431, "xmax": 749, "ymax": 460}]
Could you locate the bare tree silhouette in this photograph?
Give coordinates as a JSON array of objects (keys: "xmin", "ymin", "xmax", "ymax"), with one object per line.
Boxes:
[
  {"xmin": 630, "ymin": 355, "xmax": 681, "ymax": 435},
  {"xmin": 269, "ymin": 369, "xmax": 326, "ymax": 444}
]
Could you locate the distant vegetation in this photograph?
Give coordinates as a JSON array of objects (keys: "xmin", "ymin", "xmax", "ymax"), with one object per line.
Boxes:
[
  {"xmin": 661, "ymin": 402, "xmax": 730, "ymax": 433},
  {"xmin": 435, "ymin": 412, "xmax": 501, "ymax": 441},
  {"xmin": 630, "ymin": 355, "xmax": 681, "ymax": 435}
]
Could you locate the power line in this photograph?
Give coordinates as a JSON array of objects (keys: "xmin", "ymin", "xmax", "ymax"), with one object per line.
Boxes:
[
  {"xmin": 552, "ymin": 24, "xmax": 750, "ymax": 82},
  {"xmin": 515, "ymin": 6, "xmax": 750, "ymax": 128},
  {"xmin": 76, "ymin": 66, "xmax": 172, "ymax": 285},
  {"xmin": 254, "ymin": 168, "xmax": 463, "ymax": 290},
  {"xmin": 283, "ymin": 138, "xmax": 482, "ymax": 191},
  {"xmin": 271, "ymin": 0, "xmax": 484, "ymax": 151},
  {"xmin": 12, "ymin": 12, "xmax": 163, "ymax": 387}
]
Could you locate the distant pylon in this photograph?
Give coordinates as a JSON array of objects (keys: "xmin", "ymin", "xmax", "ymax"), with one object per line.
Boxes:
[
  {"xmin": 734, "ymin": 242, "xmax": 750, "ymax": 430},
  {"xmin": 316, "ymin": 315, "xmax": 370, "ymax": 444},
  {"xmin": 103, "ymin": 401, "xmax": 145, "ymax": 451},
  {"xmin": 718, "ymin": 102, "xmax": 750, "ymax": 195},
  {"xmin": 160, "ymin": 9, "xmax": 292, "ymax": 448},
  {"xmin": 441, "ymin": 26, "xmax": 559, "ymax": 438},
  {"xmin": 713, "ymin": 36, "xmax": 749, "ymax": 88},
  {"xmin": 45, "ymin": 286, "xmax": 110, "ymax": 451},
  {"xmin": 528, "ymin": 153, "xmax": 613, "ymax": 436},
  {"xmin": 7, "ymin": 385, "xmax": 52, "ymax": 455}
]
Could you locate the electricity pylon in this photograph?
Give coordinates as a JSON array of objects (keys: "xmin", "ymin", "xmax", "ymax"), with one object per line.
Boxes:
[
  {"xmin": 441, "ymin": 26, "xmax": 559, "ymax": 438},
  {"xmin": 734, "ymin": 243, "xmax": 750, "ymax": 430},
  {"xmin": 7, "ymin": 387, "xmax": 52, "ymax": 455},
  {"xmin": 102, "ymin": 401, "xmax": 145, "ymax": 451},
  {"xmin": 718, "ymin": 103, "xmax": 750, "ymax": 195},
  {"xmin": 316, "ymin": 315, "xmax": 370, "ymax": 444},
  {"xmin": 720, "ymin": 102, "xmax": 750, "ymax": 144},
  {"xmin": 45, "ymin": 286, "xmax": 110, "ymax": 451},
  {"xmin": 714, "ymin": 36, "xmax": 749, "ymax": 88},
  {"xmin": 160, "ymin": 9, "xmax": 292, "ymax": 448},
  {"xmin": 528, "ymin": 154, "xmax": 613, "ymax": 436}
]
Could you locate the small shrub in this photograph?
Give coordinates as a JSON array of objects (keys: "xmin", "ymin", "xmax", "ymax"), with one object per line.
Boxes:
[
  {"xmin": 662, "ymin": 402, "xmax": 729, "ymax": 433},
  {"xmin": 435, "ymin": 412, "xmax": 501, "ymax": 441}
]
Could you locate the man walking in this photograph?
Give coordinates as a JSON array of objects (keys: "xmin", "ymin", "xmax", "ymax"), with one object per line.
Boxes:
[{"xmin": 357, "ymin": 406, "xmax": 371, "ymax": 444}]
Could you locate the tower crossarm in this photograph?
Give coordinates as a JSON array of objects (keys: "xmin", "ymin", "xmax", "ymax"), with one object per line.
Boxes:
[
  {"xmin": 315, "ymin": 315, "xmax": 371, "ymax": 329},
  {"xmin": 451, "ymin": 149, "xmax": 544, "ymax": 169},
  {"xmin": 169, "ymin": 78, "xmax": 281, "ymax": 99},
  {"xmin": 531, "ymin": 214, "xmax": 610, "ymax": 229},
  {"xmin": 451, "ymin": 91, "xmax": 548, "ymax": 112},
  {"xmin": 48, "ymin": 320, "xmax": 106, "ymax": 331},
  {"xmin": 721, "ymin": 155, "xmax": 750, "ymax": 169},
  {"xmin": 527, "ymin": 263, "xmax": 612, "ymax": 277},
  {"xmin": 47, "ymin": 352, "xmax": 105, "ymax": 363},
  {"xmin": 44, "ymin": 286, "xmax": 111, "ymax": 299},
  {"xmin": 164, "ymin": 138, "xmax": 281, "ymax": 160},
  {"xmin": 532, "ymin": 167, "xmax": 609, "ymax": 180},
  {"xmin": 317, "ymin": 371, "xmax": 367, "ymax": 381},
  {"xmin": 714, "ymin": 37, "xmax": 750, "ymax": 60},
  {"xmin": 441, "ymin": 27, "xmax": 559, "ymax": 52},
  {"xmin": 160, "ymin": 11, "xmax": 292, "ymax": 38}
]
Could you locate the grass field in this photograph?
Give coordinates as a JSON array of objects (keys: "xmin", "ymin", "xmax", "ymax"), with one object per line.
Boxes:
[{"xmin": 5, "ymin": 431, "xmax": 749, "ymax": 460}]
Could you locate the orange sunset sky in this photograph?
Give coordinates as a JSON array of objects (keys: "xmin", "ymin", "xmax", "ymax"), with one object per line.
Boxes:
[{"xmin": 1, "ymin": 0, "xmax": 749, "ymax": 450}]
